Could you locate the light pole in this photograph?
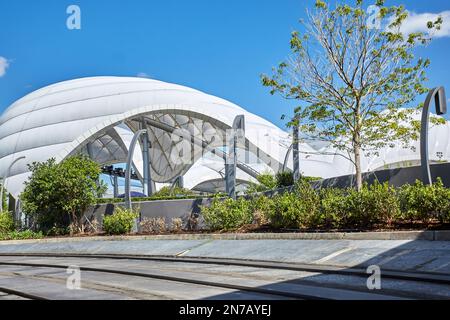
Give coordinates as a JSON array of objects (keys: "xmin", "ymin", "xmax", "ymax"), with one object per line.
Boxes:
[
  {"xmin": 420, "ymin": 87, "xmax": 447, "ymax": 186},
  {"xmin": 281, "ymin": 115, "xmax": 301, "ymax": 181},
  {"xmin": 0, "ymin": 156, "xmax": 26, "ymax": 213}
]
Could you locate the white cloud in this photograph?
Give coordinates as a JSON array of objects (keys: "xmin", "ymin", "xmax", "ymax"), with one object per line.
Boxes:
[
  {"xmin": 0, "ymin": 56, "xmax": 9, "ymax": 77},
  {"xmin": 400, "ymin": 11, "xmax": 450, "ymax": 38},
  {"xmin": 136, "ymin": 72, "xmax": 150, "ymax": 78}
]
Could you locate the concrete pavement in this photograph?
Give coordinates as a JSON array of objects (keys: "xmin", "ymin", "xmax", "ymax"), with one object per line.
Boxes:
[{"xmin": 2, "ymin": 234, "xmax": 450, "ymax": 274}]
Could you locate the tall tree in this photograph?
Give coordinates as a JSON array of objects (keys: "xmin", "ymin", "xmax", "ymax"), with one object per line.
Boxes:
[{"xmin": 262, "ymin": 0, "xmax": 443, "ymax": 190}]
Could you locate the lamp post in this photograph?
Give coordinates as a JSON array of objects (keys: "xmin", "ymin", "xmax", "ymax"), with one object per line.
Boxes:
[
  {"xmin": 420, "ymin": 87, "xmax": 447, "ymax": 186},
  {"xmin": 281, "ymin": 115, "xmax": 301, "ymax": 181},
  {"xmin": 0, "ymin": 156, "xmax": 26, "ymax": 213}
]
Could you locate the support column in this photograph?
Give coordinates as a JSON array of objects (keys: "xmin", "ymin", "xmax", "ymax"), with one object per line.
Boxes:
[
  {"xmin": 113, "ymin": 175, "xmax": 119, "ymax": 198},
  {"xmin": 8, "ymin": 194, "xmax": 15, "ymax": 215},
  {"xmin": 225, "ymin": 115, "xmax": 245, "ymax": 199},
  {"xmin": 141, "ymin": 120, "xmax": 153, "ymax": 196},
  {"xmin": 86, "ymin": 142, "xmax": 95, "ymax": 159}
]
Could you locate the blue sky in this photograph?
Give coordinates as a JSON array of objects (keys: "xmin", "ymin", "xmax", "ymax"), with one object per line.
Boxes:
[{"xmin": 0, "ymin": 0, "xmax": 449, "ymax": 130}]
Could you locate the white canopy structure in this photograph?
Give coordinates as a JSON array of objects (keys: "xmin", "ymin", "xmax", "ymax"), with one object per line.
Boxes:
[{"xmin": 0, "ymin": 76, "xmax": 449, "ymax": 198}]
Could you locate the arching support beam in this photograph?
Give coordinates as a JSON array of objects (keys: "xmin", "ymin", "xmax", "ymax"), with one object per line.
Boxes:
[
  {"xmin": 143, "ymin": 117, "xmax": 260, "ymax": 179},
  {"xmin": 125, "ymin": 129, "xmax": 147, "ymax": 209},
  {"xmin": 171, "ymin": 176, "xmax": 184, "ymax": 190},
  {"xmin": 225, "ymin": 115, "xmax": 245, "ymax": 199},
  {"xmin": 421, "ymin": 87, "xmax": 447, "ymax": 186}
]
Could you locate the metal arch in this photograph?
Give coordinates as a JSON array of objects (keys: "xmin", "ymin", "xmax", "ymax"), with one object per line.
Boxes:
[
  {"xmin": 281, "ymin": 118, "xmax": 300, "ymax": 181},
  {"xmin": 420, "ymin": 87, "xmax": 447, "ymax": 186},
  {"xmin": 125, "ymin": 129, "xmax": 147, "ymax": 209},
  {"xmin": 282, "ymin": 144, "xmax": 294, "ymax": 173},
  {"xmin": 143, "ymin": 117, "xmax": 260, "ymax": 179}
]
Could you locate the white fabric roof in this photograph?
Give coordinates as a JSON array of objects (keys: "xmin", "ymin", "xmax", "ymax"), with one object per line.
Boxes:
[
  {"xmin": 0, "ymin": 76, "xmax": 290, "ymax": 197},
  {"xmin": 1, "ymin": 76, "xmax": 449, "ymax": 198}
]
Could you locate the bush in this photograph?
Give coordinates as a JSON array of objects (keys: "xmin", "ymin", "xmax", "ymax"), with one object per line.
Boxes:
[
  {"xmin": 249, "ymin": 196, "xmax": 274, "ymax": 226},
  {"xmin": 0, "ymin": 212, "xmax": 14, "ymax": 233},
  {"xmin": 103, "ymin": 207, "xmax": 139, "ymax": 235},
  {"xmin": 201, "ymin": 197, "xmax": 253, "ymax": 231},
  {"xmin": 319, "ymin": 188, "xmax": 346, "ymax": 229},
  {"xmin": 343, "ymin": 182, "xmax": 400, "ymax": 229},
  {"xmin": 199, "ymin": 178, "xmax": 450, "ymax": 232},
  {"xmin": 276, "ymin": 171, "xmax": 294, "ymax": 187},
  {"xmin": 140, "ymin": 217, "xmax": 167, "ymax": 233},
  {"xmin": 0, "ymin": 230, "xmax": 44, "ymax": 241},
  {"xmin": 152, "ymin": 186, "xmax": 194, "ymax": 198},
  {"xmin": 246, "ymin": 172, "xmax": 278, "ymax": 193},
  {"xmin": 171, "ymin": 218, "xmax": 183, "ymax": 232},
  {"xmin": 398, "ymin": 178, "xmax": 450, "ymax": 222},
  {"xmin": 268, "ymin": 180, "xmax": 321, "ymax": 229},
  {"xmin": 20, "ymin": 156, "xmax": 106, "ymax": 234}
]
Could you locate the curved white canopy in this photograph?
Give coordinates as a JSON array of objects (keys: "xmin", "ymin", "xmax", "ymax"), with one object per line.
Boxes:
[
  {"xmin": 0, "ymin": 76, "xmax": 290, "ymax": 197},
  {"xmin": 1, "ymin": 76, "xmax": 449, "ymax": 198}
]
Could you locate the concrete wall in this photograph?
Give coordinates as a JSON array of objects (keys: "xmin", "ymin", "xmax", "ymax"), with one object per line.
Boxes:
[
  {"xmin": 84, "ymin": 197, "xmax": 216, "ymax": 230},
  {"xmin": 313, "ymin": 162, "xmax": 450, "ymax": 189}
]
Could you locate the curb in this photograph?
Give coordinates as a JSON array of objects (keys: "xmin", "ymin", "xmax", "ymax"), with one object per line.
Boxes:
[{"xmin": 2, "ymin": 230, "xmax": 450, "ymax": 244}]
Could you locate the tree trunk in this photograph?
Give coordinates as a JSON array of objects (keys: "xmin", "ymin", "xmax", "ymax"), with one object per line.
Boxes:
[{"xmin": 353, "ymin": 136, "xmax": 363, "ymax": 191}]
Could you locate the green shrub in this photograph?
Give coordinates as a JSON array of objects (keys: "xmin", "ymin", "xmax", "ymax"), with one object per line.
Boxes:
[
  {"xmin": 20, "ymin": 155, "xmax": 106, "ymax": 234},
  {"xmin": 152, "ymin": 186, "xmax": 194, "ymax": 198},
  {"xmin": 103, "ymin": 207, "xmax": 139, "ymax": 235},
  {"xmin": 276, "ymin": 171, "xmax": 294, "ymax": 187},
  {"xmin": 268, "ymin": 180, "xmax": 321, "ymax": 229},
  {"xmin": 319, "ymin": 188, "xmax": 346, "ymax": 229},
  {"xmin": 398, "ymin": 178, "xmax": 450, "ymax": 222},
  {"xmin": 0, "ymin": 212, "xmax": 14, "ymax": 233},
  {"xmin": 201, "ymin": 197, "xmax": 253, "ymax": 231},
  {"xmin": 0, "ymin": 230, "xmax": 44, "ymax": 241},
  {"xmin": 249, "ymin": 196, "xmax": 274, "ymax": 225},
  {"xmin": 342, "ymin": 182, "xmax": 400, "ymax": 228},
  {"xmin": 246, "ymin": 172, "xmax": 278, "ymax": 193}
]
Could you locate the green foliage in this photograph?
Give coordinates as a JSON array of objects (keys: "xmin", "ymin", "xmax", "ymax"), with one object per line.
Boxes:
[
  {"xmin": 95, "ymin": 192, "xmax": 226, "ymax": 205},
  {"xmin": 398, "ymin": 179, "xmax": 450, "ymax": 222},
  {"xmin": 261, "ymin": 0, "xmax": 444, "ymax": 190},
  {"xmin": 276, "ymin": 171, "xmax": 294, "ymax": 187},
  {"xmin": 0, "ymin": 212, "xmax": 14, "ymax": 233},
  {"xmin": 249, "ymin": 196, "xmax": 274, "ymax": 221},
  {"xmin": 20, "ymin": 155, "xmax": 105, "ymax": 234},
  {"xmin": 103, "ymin": 206, "xmax": 139, "ymax": 235},
  {"xmin": 152, "ymin": 186, "xmax": 194, "ymax": 198},
  {"xmin": 200, "ymin": 179, "xmax": 449, "ymax": 231},
  {"xmin": 1, "ymin": 184, "xmax": 7, "ymax": 212},
  {"xmin": 318, "ymin": 188, "xmax": 346, "ymax": 229},
  {"xmin": 342, "ymin": 182, "xmax": 401, "ymax": 228},
  {"xmin": 0, "ymin": 230, "xmax": 44, "ymax": 241},
  {"xmin": 268, "ymin": 180, "xmax": 321, "ymax": 229},
  {"xmin": 246, "ymin": 172, "xmax": 277, "ymax": 193},
  {"xmin": 201, "ymin": 197, "xmax": 253, "ymax": 231},
  {"xmin": 258, "ymin": 172, "xmax": 278, "ymax": 190}
]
